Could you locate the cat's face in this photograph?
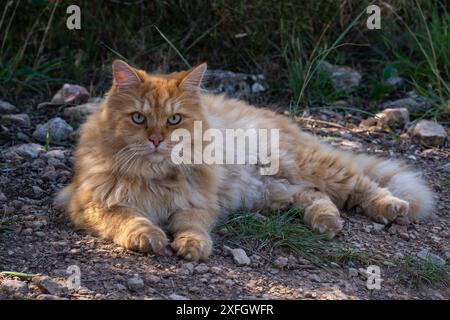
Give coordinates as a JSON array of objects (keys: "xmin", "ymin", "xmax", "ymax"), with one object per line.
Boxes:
[{"xmin": 101, "ymin": 60, "xmax": 208, "ymax": 167}]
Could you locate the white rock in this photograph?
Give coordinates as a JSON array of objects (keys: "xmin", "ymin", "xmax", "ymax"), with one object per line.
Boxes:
[
  {"xmin": 0, "ymin": 100, "xmax": 19, "ymax": 114},
  {"xmin": 127, "ymin": 275, "xmax": 144, "ymax": 291},
  {"xmin": 0, "ymin": 279, "xmax": 29, "ymax": 296},
  {"xmin": 376, "ymin": 108, "xmax": 409, "ymax": 129},
  {"xmin": 169, "ymin": 293, "xmax": 189, "ymax": 300},
  {"xmin": 62, "ymin": 102, "xmax": 99, "ymax": 123},
  {"xmin": 320, "ymin": 61, "xmax": 362, "ymax": 91},
  {"xmin": 33, "ymin": 117, "xmax": 73, "ymax": 142},
  {"xmin": 273, "ymin": 256, "xmax": 289, "ymax": 268},
  {"xmin": 417, "ymin": 249, "xmax": 446, "ymax": 266},
  {"xmin": 3, "ymin": 143, "xmax": 45, "ymax": 159},
  {"xmin": 180, "ymin": 262, "xmax": 194, "ymax": 275},
  {"xmin": 228, "ymin": 247, "xmax": 251, "ymax": 266},
  {"xmin": 51, "ymin": 83, "xmax": 90, "ymax": 105},
  {"xmin": 0, "ymin": 113, "xmax": 31, "ymax": 127},
  {"xmin": 412, "ymin": 120, "xmax": 447, "ymax": 147}
]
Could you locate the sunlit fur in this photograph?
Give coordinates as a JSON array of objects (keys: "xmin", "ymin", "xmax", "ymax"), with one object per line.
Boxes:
[{"xmin": 57, "ymin": 61, "xmax": 434, "ymax": 261}]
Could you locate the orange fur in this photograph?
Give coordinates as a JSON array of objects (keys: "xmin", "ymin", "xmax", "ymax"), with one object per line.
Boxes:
[{"xmin": 57, "ymin": 61, "xmax": 434, "ymax": 261}]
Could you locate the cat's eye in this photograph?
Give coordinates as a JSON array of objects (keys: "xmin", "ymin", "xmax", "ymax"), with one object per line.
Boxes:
[
  {"xmin": 131, "ymin": 112, "xmax": 146, "ymax": 124},
  {"xmin": 167, "ymin": 114, "xmax": 182, "ymax": 125}
]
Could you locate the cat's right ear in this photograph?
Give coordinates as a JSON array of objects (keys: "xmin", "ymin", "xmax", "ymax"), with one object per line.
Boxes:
[{"xmin": 112, "ymin": 60, "xmax": 141, "ymax": 89}]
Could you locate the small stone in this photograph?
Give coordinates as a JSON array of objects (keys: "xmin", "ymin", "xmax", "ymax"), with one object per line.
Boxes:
[
  {"xmin": 348, "ymin": 268, "xmax": 358, "ymax": 277},
  {"xmin": 33, "ymin": 117, "xmax": 74, "ymax": 142},
  {"xmin": 273, "ymin": 256, "xmax": 289, "ymax": 268},
  {"xmin": 180, "ymin": 262, "xmax": 194, "ymax": 275},
  {"xmin": 127, "ymin": 275, "xmax": 144, "ymax": 291},
  {"xmin": 146, "ymin": 275, "xmax": 161, "ymax": 284},
  {"xmin": 0, "ymin": 192, "xmax": 6, "ymax": 201},
  {"xmin": 226, "ymin": 247, "xmax": 251, "ymax": 266},
  {"xmin": 32, "ymin": 275, "xmax": 65, "ymax": 296},
  {"xmin": 0, "ymin": 279, "xmax": 29, "ymax": 296},
  {"xmin": 411, "ymin": 120, "xmax": 447, "ymax": 147},
  {"xmin": 320, "ymin": 61, "xmax": 362, "ymax": 91},
  {"xmin": 3, "ymin": 143, "xmax": 45, "ymax": 159},
  {"xmin": 376, "ymin": 108, "xmax": 409, "ymax": 129},
  {"xmin": 194, "ymin": 264, "xmax": 209, "ymax": 274},
  {"xmin": 399, "ymin": 232, "xmax": 410, "ymax": 240},
  {"xmin": 43, "ymin": 149, "xmax": 66, "ymax": 159},
  {"xmin": 417, "ymin": 249, "xmax": 446, "ymax": 266},
  {"xmin": 372, "ymin": 223, "xmax": 385, "ymax": 233},
  {"xmin": 51, "ymin": 83, "xmax": 90, "ymax": 105},
  {"xmin": 169, "ymin": 293, "xmax": 189, "ymax": 300},
  {"xmin": 0, "ymin": 100, "xmax": 19, "ymax": 114},
  {"xmin": 62, "ymin": 102, "xmax": 99, "ymax": 123},
  {"xmin": 115, "ymin": 283, "xmax": 127, "ymax": 291},
  {"xmin": 204, "ymin": 70, "xmax": 266, "ymax": 99},
  {"xmin": 385, "ymin": 76, "xmax": 404, "ymax": 87},
  {"xmin": 310, "ymin": 274, "xmax": 321, "ymax": 283},
  {"xmin": 0, "ymin": 113, "xmax": 31, "ymax": 127},
  {"xmin": 32, "ymin": 186, "xmax": 44, "ymax": 196}
]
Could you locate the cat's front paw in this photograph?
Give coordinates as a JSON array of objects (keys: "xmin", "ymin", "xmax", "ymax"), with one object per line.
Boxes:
[
  {"xmin": 171, "ymin": 230, "xmax": 212, "ymax": 261},
  {"xmin": 119, "ymin": 220, "xmax": 169, "ymax": 254}
]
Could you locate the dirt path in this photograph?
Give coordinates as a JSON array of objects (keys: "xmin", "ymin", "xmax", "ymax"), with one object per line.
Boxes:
[{"xmin": 0, "ymin": 107, "xmax": 449, "ymax": 300}]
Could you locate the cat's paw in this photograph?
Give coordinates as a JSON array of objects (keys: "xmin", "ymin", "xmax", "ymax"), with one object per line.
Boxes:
[
  {"xmin": 304, "ymin": 200, "xmax": 343, "ymax": 238},
  {"xmin": 171, "ymin": 230, "xmax": 212, "ymax": 261},
  {"xmin": 312, "ymin": 213, "xmax": 344, "ymax": 238},
  {"xmin": 372, "ymin": 195, "xmax": 409, "ymax": 224},
  {"xmin": 120, "ymin": 221, "xmax": 169, "ymax": 254}
]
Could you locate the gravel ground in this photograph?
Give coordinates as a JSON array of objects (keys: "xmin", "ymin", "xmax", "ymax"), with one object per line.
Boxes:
[{"xmin": 0, "ymin": 101, "xmax": 449, "ymax": 300}]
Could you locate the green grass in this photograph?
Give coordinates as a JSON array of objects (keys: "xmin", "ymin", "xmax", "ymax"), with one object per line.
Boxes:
[
  {"xmin": 216, "ymin": 207, "xmax": 378, "ymax": 270},
  {"xmin": 396, "ymin": 255, "xmax": 449, "ymax": 287}
]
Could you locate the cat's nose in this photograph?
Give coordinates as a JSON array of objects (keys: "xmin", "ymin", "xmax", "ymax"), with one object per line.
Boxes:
[{"xmin": 149, "ymin": 134, "xmax": 164, "ymax": 147}]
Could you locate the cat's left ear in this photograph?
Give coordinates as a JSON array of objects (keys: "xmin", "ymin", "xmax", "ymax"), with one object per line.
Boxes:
[{"xmin": 179, "ymin": 63, "xmax": 207, "ymax": 92}]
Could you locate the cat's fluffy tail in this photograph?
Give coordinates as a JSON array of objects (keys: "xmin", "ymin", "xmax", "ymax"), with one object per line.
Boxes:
[{"xmin": 355, "ymin": 155, "xmax": 434, "ymax": 220}]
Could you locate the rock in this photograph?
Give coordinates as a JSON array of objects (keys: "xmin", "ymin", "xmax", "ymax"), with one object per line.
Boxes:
[
  {"xmin": 320, "ymin": 61, "xmax": 362, "ymax": 91},
  {"xmin": 273, "ymin": 256, "xmax": 289, "ymax": 268},
  {"xmin": 51, "ymin": 83, "xmax": 90, "ymax": 105},
  {"xmin": 382, "ymin": 91, "xmax": 430, "ymax": 113},
  {"xmin": 3, "ymin": 143, "xmax": 45, "ymax": 159},
  {"xmin": 348, "ymin": 268, "xmax": 359, "ymax": 277},
  {"xmin": 204, "ymin": 69, "xmax": 266, "ymax": 99},
  {"xmin": 194, "ymin": 264, "xmax": 210, "ymax": 274},
  {"xmin": 33, "ymin": 117, "xmax": 74, "ymax": 142},
  {"xmin": 372, "ymin": 223, "xmax": 385, "ymax": 233},
  {"xmin": 127, "ymin": 275, "xmax": 144, "ymax": 291},
  {"xmin": 376, "ymin": 108, "xmax": 409, "ymax": 129},
  {"xmin": 0, "ymin": 100, "xmax": 19, "ymax": 114},
  {"xmin": 0, "ymin": 113, "xmax": 31, "ymax": 128},
  {"xmin": 169, "ymin": 293, "xmax": 189, "ymax": 300},
  {"xmin": 227, "ymin": 247, "xmax": 251, "ymax": 266},
  {"xmin": 32, "ymin": 275, "xmax": 66, "ymax": 296},
  {"xmin": 115, "ymin": 283, "xmax": 127, "ymax": 291},
  {"xmin": 411, "ymin": 120, "xmax": 447, "ymax": 147},
  {"xmin": 310, "ymin": 274, "xmax": 321, "ymax": 283},
  {"xmin": 0, "ymin": 279, "xmax": 29, "ymax": 296},
  {"xmin": 385, "ymin": 76, "xmax": 404, "ymax": 87},
  {"xmin": 417, "ymin": 249, "xmax": 446, "ymax": 266},
  {"xmin": 180, "ymin": 262, "xmax": 194, "ymax": 275},
  {"xmin": 0, "ymin": 192, "xmax": 6, "ymax": 201},
  {"xmin": 43, "ymin": 149, "xmax": 66, "ymax": 159},
  {"xmin": 145, "ymin": 275, "xmax": 161, "ymax": 284},
  {"xmin": 62, "ymin": 102, "xmax": 99, "ymax": 123}
]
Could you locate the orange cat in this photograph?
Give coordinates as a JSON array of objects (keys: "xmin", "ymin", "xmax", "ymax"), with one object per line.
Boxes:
[{"xmin": 57, "ymin": 60, "xmax": 434, "ymax": 261}]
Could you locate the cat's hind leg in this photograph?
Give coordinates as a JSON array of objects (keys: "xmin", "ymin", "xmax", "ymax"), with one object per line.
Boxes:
[{"xmin": 292, "ymin": 187, "xmax": 344, "ymax": 238}]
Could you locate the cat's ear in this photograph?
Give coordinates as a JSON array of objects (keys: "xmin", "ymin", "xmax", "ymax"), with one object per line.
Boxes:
[
  {"xmin": 112, "ymin": 60, "xmax": 141, "ymax": 88},
  {"xmin": 179, "ymin": 63, "xmax": 207, "ymax": 92}
]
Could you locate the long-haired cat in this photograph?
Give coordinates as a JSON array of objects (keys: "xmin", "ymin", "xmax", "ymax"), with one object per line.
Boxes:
[{"xmin": 57, "ymin": 60, "xmax": 434, "ymax": 261}]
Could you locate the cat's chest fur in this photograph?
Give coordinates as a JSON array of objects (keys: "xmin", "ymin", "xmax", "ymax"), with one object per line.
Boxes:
[{"xmin": 104, "ymin": 168, "xmax": 211, "ymax": 225}]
